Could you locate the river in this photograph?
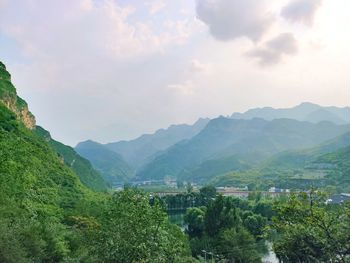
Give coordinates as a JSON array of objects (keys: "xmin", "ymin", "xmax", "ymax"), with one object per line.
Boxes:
[{"xmin": 168, "ymin": 211, "xmax": 279, "ymax": 263}]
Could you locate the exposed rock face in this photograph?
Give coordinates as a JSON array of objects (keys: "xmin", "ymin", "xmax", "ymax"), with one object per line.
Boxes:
[
  {"xmin": 0, "ymin": 61, "xmax": 36, "ymax": 129},
  {"xmin": 18, "ymin": 106, "xmax": 36, "ymax": 129}
]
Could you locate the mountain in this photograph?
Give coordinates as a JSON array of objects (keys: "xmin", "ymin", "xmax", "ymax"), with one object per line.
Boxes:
[
  {"xmin": 0, "ymin": 61, "xmax": 106, "ymax": 260},
  {"xmin": 104, "ymin": 118, "xmax": 210, "ymax": 169},
  {"xmin": 0, "ymin": 61, "xmax": 106, "ymax": 190},
  {"xmin": 260, "ymin": 131, "xmax": 350, "ymax": 171},
  {"xmin": 316, "ymin": 146, "xmax": 350, "ymax": 190},
  {"xmin": 75, "ymin": 140, "xmax": 133, "ymax": 185},
  {"xmin": 209, "ymin": 130, "xmax": 350, "ymax": 191},
  {"xmin": 136, "ymin": 117, "xmax": 350, "ymax": 182},
  {"xmin": 231, "ymin": 102, "xmax": 350, "ymax": 124},
  {"xmin": 34, "ymin": 126, "xmax": 108, "ymax": 191},
  {"xmin": 0, "ymin": 61, "xmax": 35, "ymax": 129}
]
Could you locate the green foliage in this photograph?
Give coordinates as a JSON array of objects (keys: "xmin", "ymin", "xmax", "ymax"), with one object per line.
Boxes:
[
  {"xmin": 75, "ymin": 140, "xmax": 134, "ymax": 184},
  {"xmin": 0, "ymin": 67, "xmax": 15, "ymax": 96},
  {"xmin": 0, "ymin": 99, "xmax": 101, "ymax": 261},
  {"xmin": 204, "ymin": 195, "xmax": 240, "ymax": 237},
  {"xmin": 209, "ymin": 130, "xmax": 350, "ymax": 191},
  {"xmin": 0, "ymin": 61, "xmax": 196, "ymax": 262},
  {"xmin": 105, "ymin": 118, "xmax": 209, "ymax": 170},
  {"xmin": 271, "ymin": 191, "xmax": 350, "ymax": 262},
  {"xmin": 138, "ymin": 117, "xmax": 350, "ymax": 182},
  {"xmin": 243, "ymin": 214, "xmax": 267, "ymax": 238},
  {"xmin": 34, "ymin": 126, "xmax": 108, "ymax": 191},
  {"xmin": 184, "ymin": 195, "xmax": 268, "ymax": 262},
  {"xmin": 90, "ymin": 189, "xmax": 192, "ymax": 262},
  {"xmin": 185, "ymin": 207, "xmax": 206, "ymax": 238},
  {"xmin": 199, "ymin": 185, "xmax": 217, "ymax": 200},
  {"xmin": 0, "ymin": 104, "xmax": 18, "ymax": 131},
  {"xmin": 216, "ymin": 227, "xmax": 262, "ymax": 263}
]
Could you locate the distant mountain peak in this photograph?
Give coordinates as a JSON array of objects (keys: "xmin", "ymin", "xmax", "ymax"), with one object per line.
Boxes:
[
  {"xmin": 231, "ymin": 102, "xmax": 350, "ymax": 125},
  {"xmin": 295, "ymin": 102, "xmax": 321, "ymax": 109}
]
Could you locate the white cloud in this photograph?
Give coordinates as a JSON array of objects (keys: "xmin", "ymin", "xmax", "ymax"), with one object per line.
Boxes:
[
  {"xmin": 168, "ymin": 80, "xmax": 195, "ymax": 95},
  {"xmin": 247, "ymin": 33, "xmax": 298, "ymax": 65},
  {"xmin": 1, "ymin": 0, "xmax": 349, "ymax": 146},
  {"xmin": 190, "ymin": 59, "xmax": 210, "ymax": 73},
  {"xmin": 0, "ymin": 0, "xmax": 192, "ymax": 60},
  {"xmin": 167, "ymin": 59, "xmax": 211, "ymax": 95},
  {"xmin": 145, "ymin": 0, "xmax": 166, "ymax": 15},
  {"xmin": 196, "ymin": 0, "xmax": 274, "ymax": 42},
  {"xmin": 281, "ymin": 0, "xmax": 323, "ymax": 26}
]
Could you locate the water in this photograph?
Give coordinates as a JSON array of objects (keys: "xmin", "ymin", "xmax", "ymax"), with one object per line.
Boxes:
[
  {"xmin": 262, "ymin": 243, "xmax": 279, "ymax": 263},
  {"xmin": 168, "ymin": 211, "xmax": 185, "ymax": 226},
  {"xmin": 168, "ymin": 211, "xmax": 279, "ymax": 263}
]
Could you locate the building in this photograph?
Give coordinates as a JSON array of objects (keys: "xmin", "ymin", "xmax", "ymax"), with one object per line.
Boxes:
[{"xmin": 326, "ymin": 193, "xmax": 350, "ymax": 204}]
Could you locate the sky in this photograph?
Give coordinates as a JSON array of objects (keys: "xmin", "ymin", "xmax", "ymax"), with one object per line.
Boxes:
[{"xmin": 1, "ymin": 0, "xmax": 350, "ymax": 146}]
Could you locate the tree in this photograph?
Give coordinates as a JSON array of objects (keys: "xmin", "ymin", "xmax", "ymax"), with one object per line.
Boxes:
[
  {"xmin": 205, "ymin": 195, "xmax": 240, "ymax": 237},
  {"xmin": 91, "ymin": 189, "xmax": 192, "ymax": 262},
  {"xmin": 186, "ymin": 182, "xmax": 194, "ymax": 194},
  {"xmin": 216, "ymin": 227, "xmax": 262, "ymax": 263},
  {"xmin": 184, "ymin": 207, "xmax": 206, "ymax": 238},
  {"xmin": 199, "ymin": 185, "xmax": 216, "ymax": 199},
  {"xmin": 243, "ymin": 214, "xmax": 267, "ymax": 238},
  {"xmin": 253, "ymin": 200, "xmax": 274, "ymax": 220},
  {"xmin": 271, "ymin": 191, "xmax": 350, "ymax": 263}
]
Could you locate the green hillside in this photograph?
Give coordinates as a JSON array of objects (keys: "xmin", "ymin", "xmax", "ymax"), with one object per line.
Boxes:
[
  {"xmin": 210, "ymin": 131, "xmax": 350, "ymax": 191},
  {"xmin": 137, "ymin": 117, "xmax": 350, "ymax": 182},
  {"xmin": 34, "ymin": 126, "xmax": 108, "ymax": 191},
  {"xmin": 104, "ymin": 118, "xmax": 210, "ymax": 169},
  {"xmin": 0, "ymin": 61, "xmax": 192, "ymax": 262},
  {"xmin": 0, "ymin": 99, "xmax": 101, "ymax": 261},
  {"xmin": 0, "ymin": 61, "xmax": 105, "ymax": 261},
  {"xmin": 316, "ymin": 146, "xmax": 350, "ymax": 191},
  {"xmin": 76, "ymin": 140, "xmax": 134, "ymax": 185}
]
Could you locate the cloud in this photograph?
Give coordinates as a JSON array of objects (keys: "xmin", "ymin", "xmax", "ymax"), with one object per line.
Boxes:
[
  {"xmin": 145, "ymin": 0, "xmax": 166, "ymax": 15},
  {"xmin": 195, "ymin": 0, "xmax": 274, "ymax": 42},
  {"xmin": 190, "ymin": 59, "xmax": 210, "ymax": 73},
  {"xmin": 168, "ymin": 80, "xmax": 195, "ymax": 95},
  {"xmin": 281, "ymin": 0, "xmax": 323, "ymax": 26},
  {"xmin": 167, "ymin": 59, "xmax": 210, "ymax": 95},
  {"xmin": 247, "ymin": 33, "xmax": 298, "ymax": 65},
  {"xmin": 0, "ymin": 0, "xmax": 192, "ymax": 59},
  {"xmin": 0, "ymin": 0, "xmax": 201, "ymax": 144}
]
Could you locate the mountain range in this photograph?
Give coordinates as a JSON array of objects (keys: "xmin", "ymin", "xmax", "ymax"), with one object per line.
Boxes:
[
  {"xmin": 75, "ymin": 140, "xmax": 133, "ymax": 185},
  {"xmin": 104, "ymin": 118, "xmax": 210, "ymax": 169},
  {"xmin": 136, "ymin": 117, "xmax": 350, "ymax": 182},
  {"xmin": 76, "ymin": 102, "xmax": 350, "ymax": 187},
  {"xmin": 231, "ymin": 102, "xmax": 350, "ymax": 124},
  {"xmin": 2, "ymin": 59, "xmax": 350, "ymax": 193}
]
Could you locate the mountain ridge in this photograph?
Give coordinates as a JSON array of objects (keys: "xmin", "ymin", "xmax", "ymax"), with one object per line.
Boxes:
[
  {"xmin": 231, "ymin": 102, "xmax": 350, "ymax": 124},
  {"xmin": 136, "ymin": 117, "xmax": 350, "ymax": 182},
  {"xmin": 75, "ymin": 140, "xmax": 133, "ymax": 185},
  {"xmin": 0, "ymin": 60, "xmax": 107, "ymax": 191}
]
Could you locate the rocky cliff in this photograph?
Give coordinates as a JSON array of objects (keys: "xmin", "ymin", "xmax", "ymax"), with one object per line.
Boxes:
[{"xmin": 0, "ymin": 61, "xmax": 36, "ymax": 129}]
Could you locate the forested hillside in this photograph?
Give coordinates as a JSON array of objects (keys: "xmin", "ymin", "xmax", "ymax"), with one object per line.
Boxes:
[
  {"xmin": 137, "ymin": 117, "xmax": 350, "ymax": 182},
  {"xmin": 76, "ymin": 140, "xmax": 134, "ymax": 185},
  {"xmin": 0, "ymin": 61, "xmax": 192, "ymax": 262},
  {"xmin": 209, "ymin": 131, "xmax": 350, "ymax": 192},
  {"xmin": 103, "ymin": 118, "xmax": 209, "ymax": 169},
  {"xmin": 34, "ymin": 127, "xmax": 108, "ymax": 191}
]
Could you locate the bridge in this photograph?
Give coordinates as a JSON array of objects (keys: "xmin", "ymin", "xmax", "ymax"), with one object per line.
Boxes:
[{"xmin": 153, "ymin": 190, "xmax": 289, "ymax": 198}]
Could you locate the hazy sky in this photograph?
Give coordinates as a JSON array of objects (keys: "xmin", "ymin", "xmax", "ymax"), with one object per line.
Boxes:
[{"xmin": 1, "ymin": 0, "xmax": 350, "ymax": 146}]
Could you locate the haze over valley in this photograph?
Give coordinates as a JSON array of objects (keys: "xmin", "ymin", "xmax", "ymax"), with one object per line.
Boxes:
[{"xmin": 1, "ymin": 0, "xmax": 350, "ymax": 262}]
